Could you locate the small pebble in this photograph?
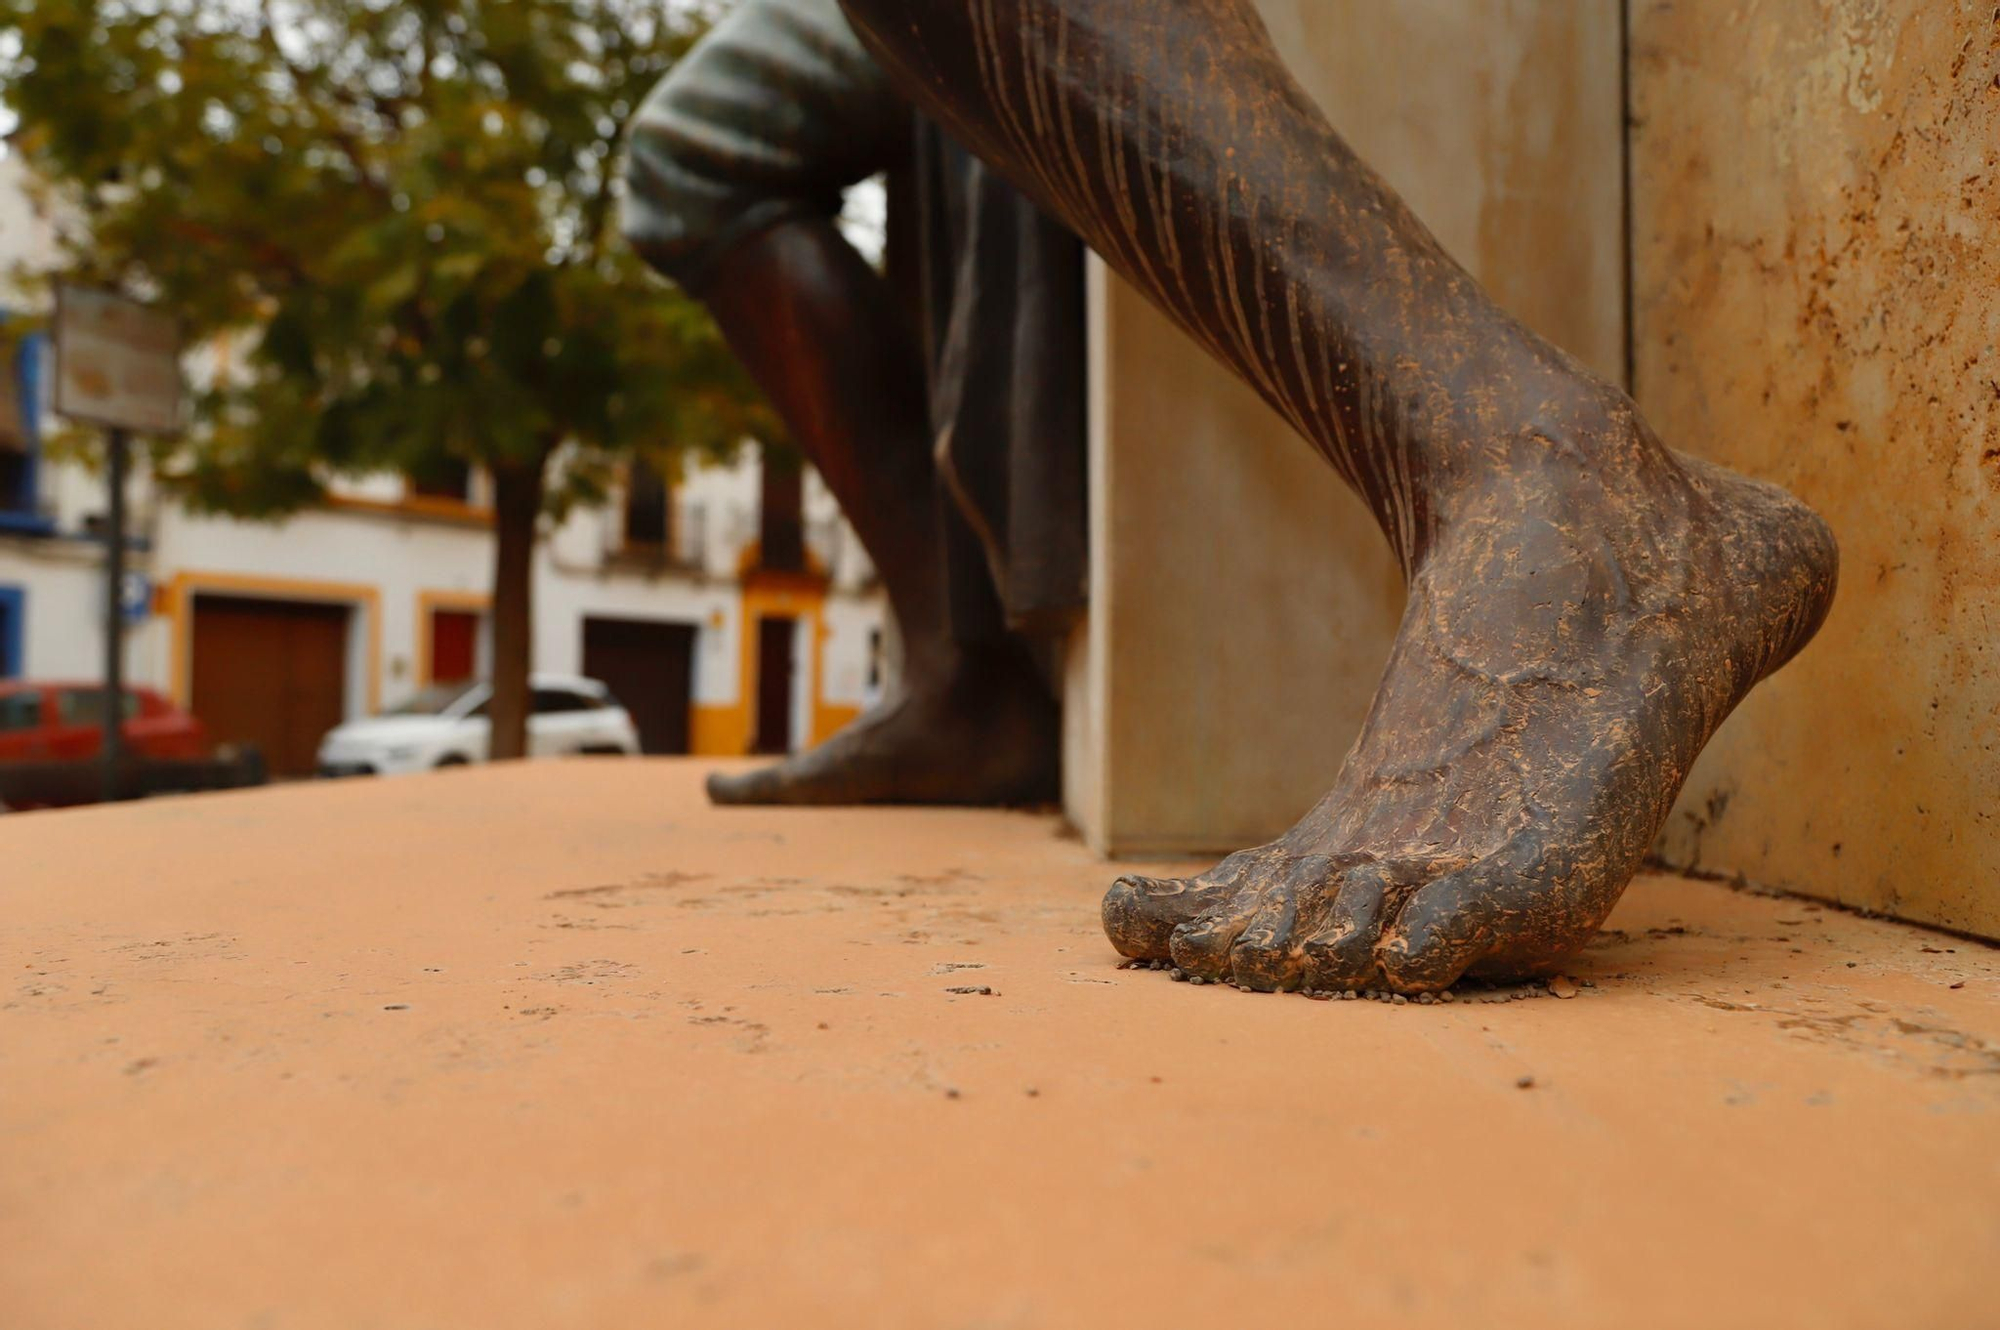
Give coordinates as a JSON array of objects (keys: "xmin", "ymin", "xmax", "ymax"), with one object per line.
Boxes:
[
  {"xmin": 1169, "ymin": 968, "xmax": 1188, "ymax": 983},
  {"xmin": 1516, "ymin": 1075, "xmax": 1536, "ymax": 1090},
  {"xmin": 1391, "ymin": 993, "xmax": 1408, "ymax": 1006},
  {"xmin": 1342, "ymin": 989, "xmax": 1358, "ymax": 1001},
  {"xmin": 383, "ymin": 1004, "xmax": 409, "ymax": 1011},
  {"xmin": 945, "ymin": 1088, "xmax": 961, "ymax": 1100},
  {"xmin": 1950, "ymin": 981, "xmax": 1965, "ymax": 990},
  {"xmin": 1189, "ymin": 975, "xmax": 1207, "ymax": 986},
  {"xmin": 1440, "ymin": 990, "xmax": 1456, "ymax": 1003},
  {"xmin": 1025, "ymin": 1087, "xmax": 1040, "ymax": 1097}
]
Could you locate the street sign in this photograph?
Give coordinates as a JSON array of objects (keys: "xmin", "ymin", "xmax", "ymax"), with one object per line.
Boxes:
[
  {"xmin": 52, "ymin": 285, "xmax": 177, "ymax": 801},
  {"xmin": 122, "ymin": 571, "xmax": 152, "ymax": 624},
  {"xmin": 52, "ymin": 285, "xmax": 182, "ymax": 437},
  {"xmin": 102, "ymin": 570, "xmax": 152, "ymax": 625}
]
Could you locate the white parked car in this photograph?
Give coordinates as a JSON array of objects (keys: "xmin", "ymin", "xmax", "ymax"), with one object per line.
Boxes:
[{"xmin": 316, "ymin": 674, "xmax": 640, "ymax": 777}]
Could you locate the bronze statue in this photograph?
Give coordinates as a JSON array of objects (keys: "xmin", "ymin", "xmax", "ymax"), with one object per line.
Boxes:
[
  {"xmin": 623, "ymin": 0, "xmax": 1072, "ymax": 809},
  {"xmin": 631, "ymin": 0, "xmax": 1840, "ymax": 994}
]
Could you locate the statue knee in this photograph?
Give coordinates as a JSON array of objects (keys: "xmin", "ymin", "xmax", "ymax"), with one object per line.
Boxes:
[
  {"xmin": 619, "ymin": 78, "xmax": 744, "ymax": 286},
  {"xmin": 620, "ymin": 0, "xmax": 900, "ymax": 288}
]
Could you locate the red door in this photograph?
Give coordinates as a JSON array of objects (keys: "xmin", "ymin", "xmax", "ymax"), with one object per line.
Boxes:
[{"xmin": 431, "ymin": 610, "xmax": 480, "ymax": 685}]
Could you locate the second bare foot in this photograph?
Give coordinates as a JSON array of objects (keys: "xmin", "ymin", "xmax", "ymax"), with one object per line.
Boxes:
[{"xmin": 706, "ymin": 642, "xmax": 1059, "ymax": 807}]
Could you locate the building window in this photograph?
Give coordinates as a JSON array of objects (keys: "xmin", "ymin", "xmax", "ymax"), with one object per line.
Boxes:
[
  {"xmin": 624, "ymin": 459, "xmax": 670, "ymax": 550},
  {"xmin": 0, "ymin": 586, "xmax": 23, "ymax": 679},
  {"xmin": 675, "ymin": 500, "xmax": 707, "ymax": 567},
  {"xmin": 759, "ymin": 447, "xmax": 805, "ymax": 573},
  {"xmin": 0, "ymin": 449, "xmax": 27, "ymax": 514},
  {"xmin": 0, "ymin": 328, "xmax": 52, "ymax": 536},
  {"xmin": 408, "ymin": 456, "xmax": 473, "ymax": 503}
]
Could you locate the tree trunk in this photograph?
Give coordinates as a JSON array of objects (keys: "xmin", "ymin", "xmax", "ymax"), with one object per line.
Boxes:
[{"xmin": 487, "ymin": 457, "xmax": 546, "ymax": 762}]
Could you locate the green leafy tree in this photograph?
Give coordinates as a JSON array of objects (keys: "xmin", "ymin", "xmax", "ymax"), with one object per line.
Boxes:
[{"xmin": 0, "ymin": 0, "xmax": 779, "ymax": 757}]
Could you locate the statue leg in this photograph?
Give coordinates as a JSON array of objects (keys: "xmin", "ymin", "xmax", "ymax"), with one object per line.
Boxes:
[
  {"xmin": 838, "ymin": 0, "xmax": 1839, "ymax": 990},
  {"xmin": 623, "ymin": 0, "xmax": 1057, "ymax": 806}
]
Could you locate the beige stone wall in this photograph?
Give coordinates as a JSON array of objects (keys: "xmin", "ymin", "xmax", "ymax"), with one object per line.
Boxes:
[
  {"xmin": 1632, "ymin": 1, "xmax": 2000, "ymax": 936},
  {"xmin": 1069, "ymin": 0, "xmax": 1626, "ymax": 855}
]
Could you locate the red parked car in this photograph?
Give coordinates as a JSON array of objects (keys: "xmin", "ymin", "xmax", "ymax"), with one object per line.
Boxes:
[{"xmin": 0, "ymin": 682, "xmax": 208, "ymax": 767}]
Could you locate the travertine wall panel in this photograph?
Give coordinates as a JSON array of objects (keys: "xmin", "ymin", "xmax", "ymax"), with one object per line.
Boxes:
[
  {"xmin": 1074, "ymin": 0, "xmax": 1626, "ymax": 854},
  {"xmin": 1632, "ymin": 0, "xmax": 2000, "ymax": 934}
]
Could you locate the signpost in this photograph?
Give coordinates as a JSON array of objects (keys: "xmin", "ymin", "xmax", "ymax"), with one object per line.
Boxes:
[{"xmin": 52, "ymin": 285, "xmax": 182, "ymax": 801}]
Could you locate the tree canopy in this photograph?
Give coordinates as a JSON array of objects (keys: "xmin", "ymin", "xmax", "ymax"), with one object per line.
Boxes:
[
  {"xmin": 2, "ymin": 0, "xmax": 787, "ymax": 758},
  {"xmin": 0, "ymin": 0, "xmax": 778, "ymax": 509}
]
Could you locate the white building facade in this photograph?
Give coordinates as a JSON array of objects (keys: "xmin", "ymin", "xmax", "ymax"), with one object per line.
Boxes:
[{"xmin": 2, "ymin": 156, "xmax": 885, "ymax": 775}]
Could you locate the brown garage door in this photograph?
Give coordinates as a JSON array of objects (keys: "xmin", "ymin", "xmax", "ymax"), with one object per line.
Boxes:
[
  {"xmin": 191, "ymin": 594, "xmax": 351, "ymax": 777},
  {"xmin": 581, "ymin": 616, "xmax": 695, "ymax": 755}
]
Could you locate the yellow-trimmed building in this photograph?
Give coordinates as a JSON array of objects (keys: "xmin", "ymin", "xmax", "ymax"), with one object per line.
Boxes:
[{"xmin": 1, "ymin": 433, "xmax": 886, "ymax": 776}]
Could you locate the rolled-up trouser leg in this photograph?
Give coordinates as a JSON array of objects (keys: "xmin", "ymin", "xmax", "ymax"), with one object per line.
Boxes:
[{"xmin": 621, "ymin": 0, "xmax": 910, "ymax": 291}]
